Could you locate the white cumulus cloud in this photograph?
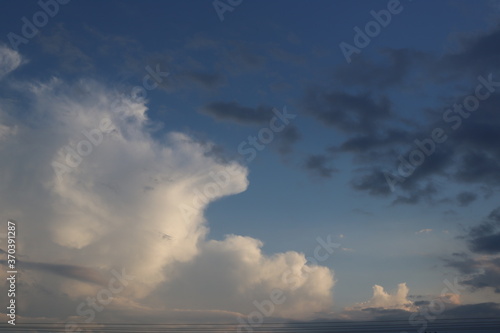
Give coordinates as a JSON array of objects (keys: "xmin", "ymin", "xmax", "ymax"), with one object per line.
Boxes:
[
  {"xmin": 0, "ymin": 76, "xmax": 335, "ymax": 322},
  {"xmin": 349, "ymin": 282, "xmax": 415, "ymax": 311}
]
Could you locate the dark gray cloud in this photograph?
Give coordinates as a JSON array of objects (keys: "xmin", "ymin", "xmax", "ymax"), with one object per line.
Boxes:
[
  {"xmin": 454, "ymin": 150, "xmax": 500, "ymax": 185},
  {"xmin": 351, "ymin": 167, "xmax": 392, "ymax": 196},
  {"xmin": 181, "ymin": 71, "xmax": 225, "ymax": 89},
  {"xmin": 351, "ymin": 146, "xmax": 453, "ymax": 204},
  {"xmin": 457, "ymin": 191, "xmax": 477, "ymax": 207},
  {"xmin": 487, "ymin": 206, "xmax": 500, "ymax": 222},
  {"xmin": 202, "ymin": 141, "xmax": 231, "ymax": 164},
  {"xmin": 335, "ymin": 129, "xmax": 412, "ymax": 153},
  {"xmin": 201, "ymin": 102, "xmax": 275, "ymax": 125},
  {"xmin": 468, "ymin": 206, "xmax": 500, "ymax": 254},
  {"xmin": 227, "ymin": 43, "xmax": 267, "ymax": 69},
  {"xmin": 437, "ymin": 24, "xmax": 500, "ymax": 77},
  {"xmin": 470, "ymin": 233, "xmax": 500, "ymax": 254},
  {"xmin": 365, "ymin": 303, "xmax": 500, "ymax": 322},
  {"xmin": 445, "ymin": 255, "xmax": 484, "ymax": 276},
  {"xmin": 303, "ymin": 154, "xmax": 337, "ymax": 178},
  {"xmin": 298, "ymin": 22, "xmax": 500, "ymax": 205},
  {"xmin": 334, "ymin": 48, "xmax": 426, "ymax": 89},
  {"xmin": 284, "ymin": 304, "xmax": 500, "ymax": 331},
  {"xmin": 302, "ymin": 90, "xmax": 392, "ymax": 133},
  {"xmin": 441, "ymin": 302, "xmax": 500, "ymax": 319},
  {"xmin": 274, "ymin": 125, "xmax": 301, "ymax": 155},
  {"xmin": 343, "ymin": 88, "xmax": 500, "ymax": 204},
  {"xmin": 413, "ymin": 300, "xmax": 430, "ymax": 306},
  {"xmin": 0, "ymin": 260, "xmax": 108, "ymax": 286},
  {"xmin": 268, "ymin": 45, "xmax": 305, "ymax": 65},
  {"xmin": 359, "ymin": 307, "xmax": 412, "ymax": 321},
  {"xmin": 448, "ymin": 260, "xmax": 500, "ymax": 293},
  {"xmin": 445, "ymin": 207, "xmax": 500, "ymax": 292},
  {"xmin": 392, "ymin": 183, "xmax": 438, "ymax": 205}
]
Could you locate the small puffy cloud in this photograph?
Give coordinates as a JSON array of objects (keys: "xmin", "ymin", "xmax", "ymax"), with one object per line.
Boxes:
[
  {"xmin": 416, "ymin": 228, "xmax": 433, "ymax": 234},
  {"xmin": 367, "ymin": 283, "xmax": 413, "ymax": 310},
  {"xmin": 340, "ymin": 284, "xmax": 465, "ymax": 322},
  {"xmin": 351, "ymin": 283, "xmax": 415, "ymax": 311},
  {"xmin": 340, "ymin": 247, "xmax": 355, "ymax": 252},
  {"xmin": 0, "ymin": 44, "xmax": 22, "ymax": 79}
]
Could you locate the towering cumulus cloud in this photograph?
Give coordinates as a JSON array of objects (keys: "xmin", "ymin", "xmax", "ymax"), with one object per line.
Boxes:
[{"xmin": 0, "ymin": 72, "xmax": 334, "ymax": 321}]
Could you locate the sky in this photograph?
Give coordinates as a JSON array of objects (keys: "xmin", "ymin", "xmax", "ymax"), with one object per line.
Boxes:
[{"xmin": 0, "ymin": 0, "xmax": 500, "ymax": 332}]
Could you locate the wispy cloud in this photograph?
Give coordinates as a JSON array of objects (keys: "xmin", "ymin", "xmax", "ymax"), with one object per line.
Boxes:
[
  {"xmin": 0, "ymin": 44, "xmax": 22, "ymax": 79},
  {"xmin": 416, "ymin": 228, "xmax": 433, "ymax": 234}
]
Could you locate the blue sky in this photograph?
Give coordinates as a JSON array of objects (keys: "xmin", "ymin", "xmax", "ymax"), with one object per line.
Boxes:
[{"xmin": 1, "ymin": 0, "xmax": 500, "ymax": 331}]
